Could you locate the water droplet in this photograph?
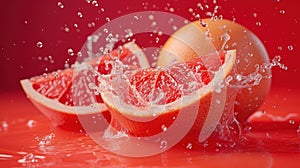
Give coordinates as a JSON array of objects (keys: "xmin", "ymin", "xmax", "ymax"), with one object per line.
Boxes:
[
  {"xmin": 161, "ymin": 125, "xmax": 167, "ymax": 132},
  {"xmin": 24, "ymin": 20, "xmax": 28, "ymax": 24},
  {"xmin": 199, "ymin": 19, "xmax": 207, "ymax": 27},
  {"xmin": 36, "ymin": 41, "xmax": 43, "ymax": 48},
  {"xmin": 64, "ymin": 27, "xmax": 70, "ymax": 32},
  {"xmin": 148, "ymin": 15, "xmax": 154, "ymax": 20},
  {"xmin": 77, "ymin": 12, "xmax": 83, "ymax": 18},
  {"xmin": 105, "ymin": 17, "xmax": 110, "ymax": 22},
  {"xmin": 155, "ymin": 37, "xmax": 160, "ymax": 43},
  {"xmin": 92, "ymin": 0, "xmax": 99, "ymax": 7},
  {"xmin": 279, "ymin": 10, "xmax": 285, "ymax": 14},
  {"xmin": 277, "ymin": 46, "xmax": 283, "ymax": 50},
  {"xmin": 57, "ymin": 2, "xmax": 64, "ymax": 9},
  {"xmin": 253, "ymin": 13, "xmax": 257, "ymax": 18},
  {"xmin": 186, "ymin": 143, "xmax": 193, "ymax": 150},
  {"xmin": 297, "ymin": 125, "xmax": 300, "ymax": 133},
  {"xmin": 235, "ymin": 74, "xmax": 242, "ymax": 81},
  {"xmin": 188, "ymin": 8, "xmax": 193, "ymax": 13},
  {"xmin": 160, "ymin": 140, "xmax": 168, "ymax": 149},
  {"xmin": 172, "ymin": 26, "xmax": 177, "ymax": 30},
  {"xmin": 197, "ymin": 3, "xmax": 204, "ymax": 10},
  {"xmin": 68, "ymin": 48, "xmax": 75, "ymax": 56},
  {"xmin": 151, "ymin": 21, "xmax": 157, "ymax": 27},
  {"xmin": 77, "ymin": 52, "xmax": 82, "ymax": 57},
  {"xmin": 64, "ymin": 62, "xmax": 70, "ymax": 69},
  {"xmin": 287, "ymin": 45, "xmax": 293, "ymax": 51},
  {"xmin": 289, "ymin": 120, "xmax": 295, "ymax": 125},
  {"xmin": 169, "ymin": 7, "xmax": 174, "ymax": 12},
  {"xmin": 256, "ymin": 22, "xmax": 262, "ymax": 26},
  {"xmin": 1, "ymin": 121, "xmax": 8, "ymax": 130},
  {"xmin": 88, "ymin": 22, "xmax": 96, "ymax": 28},
  {"xmin": 27, "ymin": 120, "xmax": 37, "ymax": 128}
]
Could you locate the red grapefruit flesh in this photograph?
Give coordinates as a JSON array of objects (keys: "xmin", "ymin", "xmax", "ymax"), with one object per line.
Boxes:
[
  {"xmin": 20, "ymin": 42, "xmax": 149, "ymax": 131},
  {"xmin": 157, "ymin": 19, "xmax": 271, "ymax": 123},
  {"xmin": 100, "ymin": 50, "xmax": 236, "ymax": 144}
]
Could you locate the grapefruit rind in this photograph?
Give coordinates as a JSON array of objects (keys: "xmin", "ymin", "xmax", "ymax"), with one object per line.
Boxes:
[
  {"xmin": 101, "ymin": 50, "xmax": 236, "ymax": 117},
  {"xmin": 20, "ymin": 79, "xmax": 107, "ymax": 115},
  {"xmin": 20, "ymin": 42, "xmax": 150, "ymax": 128},
  {"xmin": 100, "ymin": 50, "xmax": 236, "ymax": 138},
  {"xmin": 123, "ymin": 42, "xmax": 150, "ymax": 69}
]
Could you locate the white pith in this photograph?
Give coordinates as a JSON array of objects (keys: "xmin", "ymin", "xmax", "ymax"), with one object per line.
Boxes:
[{"xmin": 20, "ymin": 42, "xmax": 150, "ymax": 115}]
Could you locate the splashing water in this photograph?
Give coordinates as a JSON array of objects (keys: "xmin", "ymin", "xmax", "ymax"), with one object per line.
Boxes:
[
  {"xmin": 17, "ymin": 153, "xmax": 45, "ymax": 164},
  {"xmin": 36, "ymin": 133, "xmax": 56, "ymax": 147}
]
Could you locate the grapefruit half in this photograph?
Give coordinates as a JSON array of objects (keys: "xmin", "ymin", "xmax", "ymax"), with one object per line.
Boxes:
[
  {"xmin": 100, "ymin": 50, "xmax": 237, "ymax": 144},
  {"xmin": 20, "ymin": 42, "xmax": 150, "ymax": 131}
]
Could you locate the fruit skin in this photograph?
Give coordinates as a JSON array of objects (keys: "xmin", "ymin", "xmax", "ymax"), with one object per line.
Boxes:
[
  {"xmin": 101, "ymin": 50, "xmax": 237, "ymax": 145},
  {"xmin": 157, "ymin": 19, "xmax": 271, "ymax": 123},
  {"xmin": 20, "ymin": 78, "xmax": 111, "ymax": 132},
  {"xmin": 20, "ymin": 42, "xmax": 149, "ymax": 131}
]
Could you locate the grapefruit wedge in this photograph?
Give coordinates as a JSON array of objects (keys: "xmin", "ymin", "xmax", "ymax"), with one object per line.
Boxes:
[
  {"xmin": 100, "ymin": 50, "xmax": 237, "ymax": 144},
  {"xmin": 20, "ymin": 42, "xmax": 150, "ymax": 131}
]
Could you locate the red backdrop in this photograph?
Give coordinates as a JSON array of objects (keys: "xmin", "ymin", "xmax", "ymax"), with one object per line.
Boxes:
[{"xmin": 0, "ymin": 0, "xmax": 299, "ymax": 93}]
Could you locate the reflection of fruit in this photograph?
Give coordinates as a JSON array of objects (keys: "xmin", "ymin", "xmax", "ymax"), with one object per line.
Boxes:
[
  {"xmin": 20, "ymin": 42, "xmax": 149, "ymax": 131},
  {"xmin": 157, "ymin": 19, "xmax": 271, "ymax": 123},
  {"xmin": 101, "ymin": 50, "xmax": 236, "ymax": 142}
]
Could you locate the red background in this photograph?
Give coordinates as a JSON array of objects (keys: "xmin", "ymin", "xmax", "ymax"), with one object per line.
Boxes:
[
  {"xmin": 0, "ymin": 1, "xmax": 299, "ymax": 167},
  {"xmin": 0, "ymin": 0, "xmax": 299, "ymax": 93}
]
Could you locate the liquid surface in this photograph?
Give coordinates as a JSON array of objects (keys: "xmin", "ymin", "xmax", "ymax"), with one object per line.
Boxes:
[{"xmin": 0, "ymin": 89, "xmax": 299, "ymax": 167}]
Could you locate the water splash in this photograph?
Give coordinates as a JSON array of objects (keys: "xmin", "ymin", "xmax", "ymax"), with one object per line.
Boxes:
[
  {"xmin": 36, "ymin": 133, "xmax": 56, "ymax": 147},
  {"xmin": 226, "ymin": 55, "xmax": 287, "ymax": 89},
  {"xmin": 18, "ymin": 153, "xmax": 38, "ymax": 164}
]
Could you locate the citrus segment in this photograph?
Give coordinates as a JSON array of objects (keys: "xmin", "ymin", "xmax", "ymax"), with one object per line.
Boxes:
[
  {"xmin": 20, "ymin": 42, "xmax": 150, "ymax": 130},
  {"xmin": 157, "ymin": 19, "xmax": 271, "ymax": 123},
  {"xmin": 130, "ymin": 68, "xmax": 182, "ymax": 105},
  {"xmin": 100, "ymin": 50, "xmax": 236, "ymax": 143}
]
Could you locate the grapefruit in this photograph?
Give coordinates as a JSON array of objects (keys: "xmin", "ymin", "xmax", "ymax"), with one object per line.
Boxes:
[
  {"xmin": 100, "ymin": 50, "xmax": 236, "ymax": 144},
  {"xmin": 20, "ymin": 42, "xmax": 150, "ymax": 131},
  {"xmin": 157, "ymin": 19, "xmax": 271, "ymax": 123}
]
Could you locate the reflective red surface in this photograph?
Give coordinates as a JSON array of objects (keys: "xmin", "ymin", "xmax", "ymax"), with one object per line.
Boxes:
[
  {"xmin": 1, "ymin": 0, "xmax": 300, "ymax": 167},
  {"xmin": 0, "ymin": 89, "xmax": 300, "ymax": 167}
]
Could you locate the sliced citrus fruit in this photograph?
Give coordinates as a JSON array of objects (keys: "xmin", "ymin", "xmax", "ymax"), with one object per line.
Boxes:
[
  {"xmin": 100, "ymin": 50, "xmax": 236, "ymax": 144},
  {"xmin": 20, "ymin": 42, "xmax": 150, "ymax": 131},
  {"xmin": 157, "ymin": 19, "xmax": 271, "ymax": 123}
]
